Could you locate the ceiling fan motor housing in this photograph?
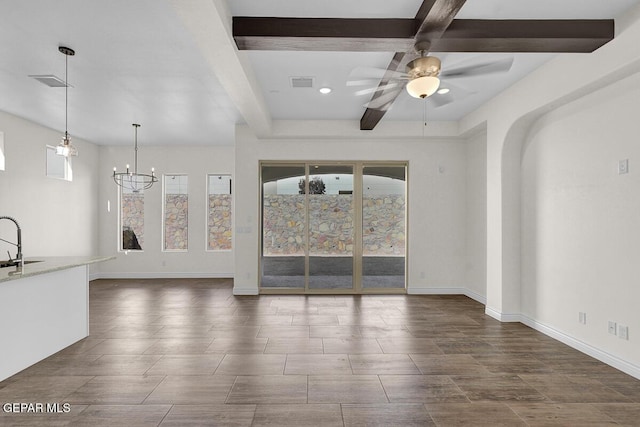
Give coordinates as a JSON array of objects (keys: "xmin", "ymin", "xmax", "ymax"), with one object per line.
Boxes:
[{"xmin": 406, "ymin": 56, "xmax": 441, "ymax": 79}]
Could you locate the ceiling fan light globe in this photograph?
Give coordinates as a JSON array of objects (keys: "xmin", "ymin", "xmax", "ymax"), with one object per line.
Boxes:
[{"xmin": 406, "ymin": 76, "xmax": 440, "ymax": 99}]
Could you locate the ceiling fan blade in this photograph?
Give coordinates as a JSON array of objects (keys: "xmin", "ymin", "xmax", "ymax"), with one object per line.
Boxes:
[
  {"xmin": 440, "ymin": 57, "xmax": 514, "ymax": 79},
  {"xmin": 354, "ymin": 82, "xmax": 401, "ymax": 96},
  {"xmin": 437, "ymin": 80, "xmax": 476, "ymax": 98},
  {"xmin": 347, "ymin": 77, "xmax": 407, "ymax": 88},
  {"xmin": 428, "ymin": 80, "xmax": 477, "ymax": 108},
  {"xmin": 349, "ymin": 66, "xmax": 408, "ymax": 80},
  {"xmin": 347, "ymin": 79, "xmax": 379, "ymax": 87},
  {"xmin": 364, "ymin": 88, "xmax": 403, "ymax": 110},
  {"xmin": 377, "ymin": 100, "xmax": 396, "ymax": 112}
]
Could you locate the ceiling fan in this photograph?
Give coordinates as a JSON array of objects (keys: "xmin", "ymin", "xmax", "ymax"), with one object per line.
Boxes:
[
  {"xmin": 232, "ymin": 0, "xmax": 615, "ymax": 129},
  {"xmin": 348, "ymin": 43, "xmax": 514, "ymax": 112}
]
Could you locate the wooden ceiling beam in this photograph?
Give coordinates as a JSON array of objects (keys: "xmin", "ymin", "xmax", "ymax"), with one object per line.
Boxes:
[
  {"xmin": 434, "ymin": 19, "xmax": 614, "ymax": 53},
  {"xmin": 414, "ymin": 0, "xmax": 468, "ymax": 42},
  {"xmin": 233, "ymin": 18, "xmax": 614, "ymax": 53},
  {"xmin": 233, "ymin": 17, "xmax": 416, "ymax": 51}
]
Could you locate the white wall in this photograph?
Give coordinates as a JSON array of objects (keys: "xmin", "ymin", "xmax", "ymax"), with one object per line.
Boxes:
[
  {"xmin": 465, "ymin": 129, "xmax": 487, "ymax": 302},
  {"xmin": 95, "ymin": 144, "xmax": 235, "ymax": 278},
  {"xmin": 459, "ymin": 2, "xmax": 640, "ymax": 321},
  {"xmin": 521, "ymin": 71, "xmax": 640, "ymax": 371},
  {"xmin": 0, "ymin": 111, "xmax": 99, "ymax": 258},
  {"xmin": 233, "ymin": 123, "xmax": 468, "ymax": 295}
]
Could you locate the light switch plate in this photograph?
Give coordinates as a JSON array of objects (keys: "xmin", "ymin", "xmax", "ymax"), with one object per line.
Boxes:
[
  {"xmin": 618, "ymin": 159, "xmax": 629, "ymax": 174},
  {"xmin": 579, "ymin": 312, "xmax": 587, "ymax": 324},
  {"xmin": 619, "ymin": 325, "xmax": 629, "ymax": 340}
]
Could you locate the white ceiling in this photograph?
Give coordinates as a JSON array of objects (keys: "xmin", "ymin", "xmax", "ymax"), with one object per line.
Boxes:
[
  {"xmin": 0, "ymin": 0, "xmax": 638, "ymax": 146},
  {"xmin": 0, "ymin": 0, "xmax": 240, "ymax": 146}
]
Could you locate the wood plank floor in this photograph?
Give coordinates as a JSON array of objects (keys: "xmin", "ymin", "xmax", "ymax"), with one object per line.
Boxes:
[{"xmin": 1, "ymin": 278, "xmax": 638, "ymax": 426}]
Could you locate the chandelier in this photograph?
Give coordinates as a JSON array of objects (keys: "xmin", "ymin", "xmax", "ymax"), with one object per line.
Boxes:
[
  {"xmin": 113, "ymin": 124, "xmax": 157, "ymax": 192},
  {"xmin": 56, "ymin": 46, "xmax": 78, "ymax": 157}
]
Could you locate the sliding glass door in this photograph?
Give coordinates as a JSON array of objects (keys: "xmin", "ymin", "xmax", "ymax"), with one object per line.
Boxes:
[
  {"xmin": 260, "ymin": 162, "xmax": 406, "ymax": 293},
  {"xmin": 362, "ymin": 165, "xmax": 406, "ymax": 289},
  {"xmin": 261, "ymin": 164, "xmax": 306, "ymax": 289},
  {"xmin": 308, "ymin": 165, "xmax": 354, "ymax": 290}
]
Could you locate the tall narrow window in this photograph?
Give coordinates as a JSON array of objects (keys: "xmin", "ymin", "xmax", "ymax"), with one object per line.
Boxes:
[
  {"xmin": 261, "ymin": 165, "xmax": 306, "ymax": 289},
  {"xmin": 120, "ymin": 176, "xmax": 145, "ymax": 251},
  {"xmin": 46, "ymin": 145, "xmax": 72, "ymax": 181},
  {"xmin": 163, "ymin": 174, "xmax": 189, "ymax": 251},
  {"xmin": 362, "ymin": 165, "xmax": 406, "ymax": 289},
  {"xmin": 207, "ymin": 174, "xmax": 232, "ymax": 250}
]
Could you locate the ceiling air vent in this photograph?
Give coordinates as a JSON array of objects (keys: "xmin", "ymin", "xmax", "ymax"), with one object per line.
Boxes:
[
  {"xmin": 28, "ymin": 74, "xmax": 71, "ymax": 87},
  {"xmin": 290, "ymin": 76, "xmax": 314, "ymax": 88}
]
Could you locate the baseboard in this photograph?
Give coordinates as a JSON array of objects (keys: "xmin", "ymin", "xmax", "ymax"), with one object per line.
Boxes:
[
  {"xmin": 233, "ymin": 287, "xmax": 259, "ymax": 296},
  {"xmin": 484, "ymin": 310, "xmax": 640, "ymax": 380},
  {"xmin": 518, "ymin": 314, "xmax": 640, "ymax": 380},
  {"xmin": 485, "ymin": 307, "xmax": 521, "ymax": 322},
  {"xmin": 90, "ymin": 272, "xmax": 233, "ymax": 280},
  {"xmin": 464, "ymin": 289, "xmax": 487, "ymax": 305},
  {"xmin": 407, "ymin": 286, "xmax": 487, "ymax": 305}
]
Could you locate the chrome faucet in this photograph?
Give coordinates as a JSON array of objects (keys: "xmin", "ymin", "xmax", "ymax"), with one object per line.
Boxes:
[{"xmin": 0, "ymin": 216, "xmax": 23, "ymax": 267}]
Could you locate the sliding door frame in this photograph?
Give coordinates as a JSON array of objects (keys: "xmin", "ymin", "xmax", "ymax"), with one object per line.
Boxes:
[{"xmin": 259, "ymin": 160, "xmax": 408, "ymax": 295}]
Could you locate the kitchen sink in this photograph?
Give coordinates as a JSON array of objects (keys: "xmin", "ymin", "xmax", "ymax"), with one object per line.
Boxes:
[{"xmin": 0, "ymin": 260, "xmax": 42, "ymax": 268}]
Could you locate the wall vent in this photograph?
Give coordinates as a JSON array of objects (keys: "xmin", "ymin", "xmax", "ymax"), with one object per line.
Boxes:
[
  {"xmin": 28, "ymin": 74, "xmax": 71, "ymax": 88},
  {"xmin": 290, "ymin": 77, "xmax": 314, "ymax": 88}
]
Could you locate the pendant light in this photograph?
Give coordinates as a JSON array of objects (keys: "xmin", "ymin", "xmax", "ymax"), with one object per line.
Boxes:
[
  {"xmin": 113, "ymin": 124, "xmax": 157, "ymax": 192},
  {"xmin": 56, "ymin": 46, "xmax": 78, "ymax": 157}
]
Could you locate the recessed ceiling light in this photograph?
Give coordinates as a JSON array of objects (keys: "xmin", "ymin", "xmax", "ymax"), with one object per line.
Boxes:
[
  {"xmin": 319, "ymin": 87, "xmax": 332, "ymax": 94},
  {"xmin": 437, "ymin": 88, "xmax": 450, "ymax": 95}
]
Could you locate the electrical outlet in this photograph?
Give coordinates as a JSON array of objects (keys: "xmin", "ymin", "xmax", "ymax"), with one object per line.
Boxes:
[
  {"xmin": 608, "ymin": 321, "xmax": 617, "ymax": 335},
  {"xmin": 618, "ymin": 159, "xmax": 629, "ymax": 174},
  {"xmin": 579, "ymin": 312, "xmax": 587, "ymax": 324},
  {"xmin": 619, "ymin": 325, "xmax": 629, "ymax": 340}
]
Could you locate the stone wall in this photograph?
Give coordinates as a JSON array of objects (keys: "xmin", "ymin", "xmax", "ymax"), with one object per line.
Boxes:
[
  {"xmin": 164, "ymin": 194, "xmax": 188, "ymax": 250},
  {"xmin": 263, "ymin": 194, "xmax": 306, "ymax": 255},
  {"xmin": 122, "ymin": 193, "xmax": 144, "ymax": 249},
  {"xmin": 263, "ymin": 194, "xmax": 405, "ymax": 256},
  {"xmin": 121, "ymin": 194, "xmax": 231, "ymax": 251},
  {"xmin": 208, "ymin": 194, "xmax": 232, "ymax": 250},
  {"xmin": 309, "ymin": 195, "xmax": 354, "ymax": 255},
  {"xmin": 363, "ymin": 195, "xmax": 405, "ymax": 255}
]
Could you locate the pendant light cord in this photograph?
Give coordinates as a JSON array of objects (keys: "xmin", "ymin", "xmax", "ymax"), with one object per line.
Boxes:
[
  {"xmin": 65, "ymin": 51, "xmax": 68, "ymax": 139},
  {"xmin": 133, "ymin": 124, "xmax": 139, "ymax": 174},
  {"xmin": 57, "ymin": 46, "xmax": 75, "ymax": 154}
]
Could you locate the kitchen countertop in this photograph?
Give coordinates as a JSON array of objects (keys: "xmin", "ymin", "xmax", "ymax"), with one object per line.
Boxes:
[{"xmin": 0, "ymin": 255, "xmax": 115, "ymax": 283}]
